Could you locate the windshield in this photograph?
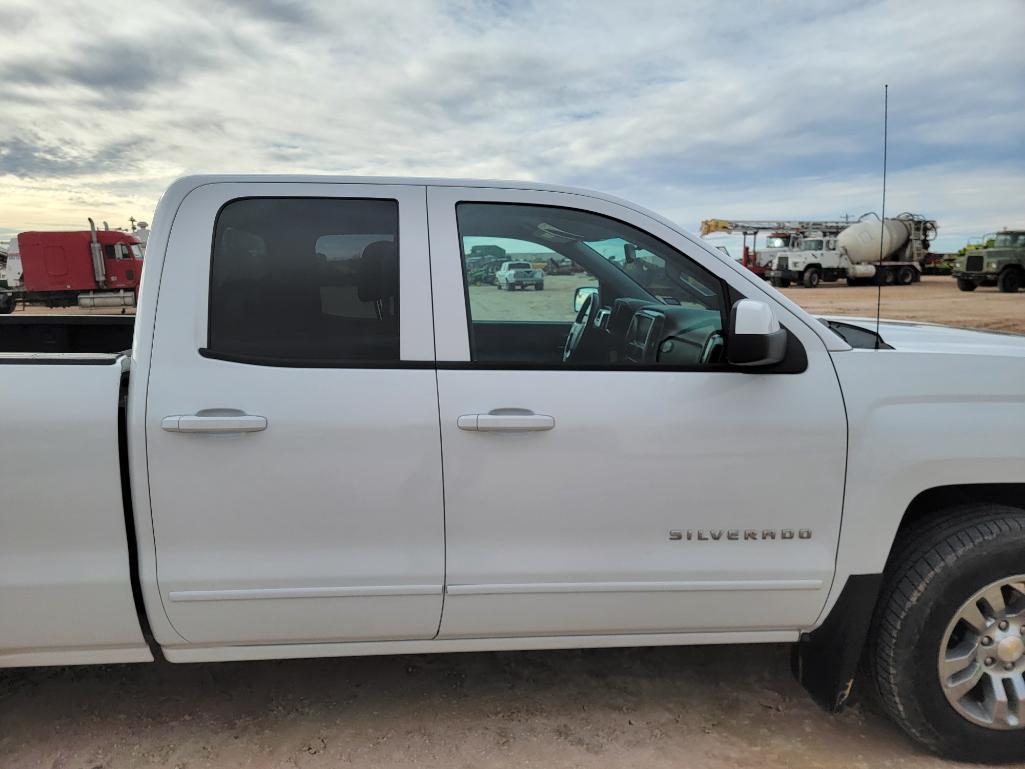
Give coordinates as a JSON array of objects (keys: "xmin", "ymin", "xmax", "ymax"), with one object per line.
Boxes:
[
  {"xmin": 993, "ymin": 233, "xmax": 1025, "ymax": 248},
  {"xmin": 801, "ymin": 239, "xmax": 823, "ymax": 251},
  {"xmin": 586, "ymin": 237, "xmax": 718, "ymax": 307},
  {"xmin": 130, "ymin": 244, "xmax": 144, "ymax": 259},
  {"xmin": 765, "ymin": 236, "xmax": 788, "ymax": 248}
]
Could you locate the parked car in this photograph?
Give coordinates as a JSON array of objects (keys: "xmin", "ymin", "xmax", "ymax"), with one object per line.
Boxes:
[
  {"xmin": 2, "ymin": 175, "xmax": 1024, "ymax": 763},
  {"xmin": 495, "ymin": 260, "xmax": 544, "ymax": 290}
]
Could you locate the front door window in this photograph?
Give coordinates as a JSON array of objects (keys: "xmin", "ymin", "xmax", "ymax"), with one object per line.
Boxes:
[{"xmin": 456, "ymin": 202, "xmax": 727, "ymax": 367}]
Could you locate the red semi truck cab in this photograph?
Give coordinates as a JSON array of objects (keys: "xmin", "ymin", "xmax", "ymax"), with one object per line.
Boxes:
[
  {"xmin": 1, "ymin": 226, "xmax": 144, "ymax": 312},
  {"xmin": 18, "ymin": 230, "xmax": 144, "ymax": 293}
]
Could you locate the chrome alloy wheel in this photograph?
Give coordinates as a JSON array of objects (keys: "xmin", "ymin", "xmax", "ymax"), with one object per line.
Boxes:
[{"xmin": 938, "ymin": 575, "xmax": 1025, "ymax": 729}]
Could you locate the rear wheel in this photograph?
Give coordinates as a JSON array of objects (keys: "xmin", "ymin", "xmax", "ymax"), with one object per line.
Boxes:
[
  {"xmin": 868, "ymin": 504, "xmax": 1025, "ymax": 762},
  {"xmin": 803, "ymin": 268, "xmax": 821, "ymax": 288},
  {"xmin": 535, "ymin": 282, "xmax": 544, "ymax": 291},
  {"xmin": 998, "ymin": 269, "xmax": 1023, "ymax": 293},
  {"xmin": 957, "ymin": 278, "xmax": 978, "ymax": 292},
  {"xmin": 897, "ymin": 266, "xmax": 916, "ymax": 285}
]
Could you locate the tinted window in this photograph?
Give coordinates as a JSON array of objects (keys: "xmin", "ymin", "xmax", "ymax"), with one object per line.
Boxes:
[
  {"xmin": 208, "ymin": 198, "xmax": 399, "ymax": 363},
  {"xmin": 457, "ymin": 203, "xmax": 726, "ymax": 367}
]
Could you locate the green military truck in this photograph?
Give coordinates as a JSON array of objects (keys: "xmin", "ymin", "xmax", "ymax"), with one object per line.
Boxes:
[{"xmin": 952, "ymin": 229, "xmax": 1025, "ymax": 292}]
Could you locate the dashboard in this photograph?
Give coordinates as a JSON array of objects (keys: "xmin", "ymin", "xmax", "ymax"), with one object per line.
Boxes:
[{"xmin": 595, "ymin": 298, "xmax": 724, "ymax": 366}]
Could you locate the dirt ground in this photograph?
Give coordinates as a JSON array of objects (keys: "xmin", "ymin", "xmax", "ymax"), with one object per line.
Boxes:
[
  {"xmin": 3, "ymin": 275, "xmax": 1024, "ymax": 769},
  {"xmin": 778, "ymin": 275, "xmax": 1025, "ymax": 334},
  {"xmin": 6, "ymin": 645, "xmax": 1024, "ymax": 769}
]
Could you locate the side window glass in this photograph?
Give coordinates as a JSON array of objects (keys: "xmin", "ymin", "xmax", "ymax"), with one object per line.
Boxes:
[
  {"xmin": 208, "ymin": 197, "xmax": 399, "ymax": 364},
  {"xmin": 463, "ymin": 237, "xmax": 596, "ymax": 322},
  {"xmin": 456, "ymin": 203, "xmax": 726, "ymax": 367}
]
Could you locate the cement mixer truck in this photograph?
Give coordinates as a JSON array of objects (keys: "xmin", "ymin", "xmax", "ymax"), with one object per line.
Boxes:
[{"xmin": 767, "ymin": 213, "xmax": 937, "ymax": 288}]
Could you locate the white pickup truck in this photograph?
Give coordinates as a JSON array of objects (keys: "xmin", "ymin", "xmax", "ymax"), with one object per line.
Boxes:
[
  {"xmin": 495, "ymin": 260, "xmax": 545, "ymax": 290},
  {"xmin": 2, "ymin": 176, "xmax": 1023, "ymax": 762}
]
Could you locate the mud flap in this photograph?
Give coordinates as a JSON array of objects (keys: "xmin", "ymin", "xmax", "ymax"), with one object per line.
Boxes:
[{"xmin": 792, "ymin": 573, "xmax": 883, "ymax": 712}]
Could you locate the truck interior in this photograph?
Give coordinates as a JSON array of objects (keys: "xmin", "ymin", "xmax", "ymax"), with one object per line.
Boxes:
[{"xmin": 456, "ymin": 202, "xmax": 727, "ymax": 367}]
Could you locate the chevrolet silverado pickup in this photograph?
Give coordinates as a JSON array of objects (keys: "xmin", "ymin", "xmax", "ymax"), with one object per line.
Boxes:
[{"xmin": 2, "ymin": 176, "xmax": 1023, "ymax": 762}]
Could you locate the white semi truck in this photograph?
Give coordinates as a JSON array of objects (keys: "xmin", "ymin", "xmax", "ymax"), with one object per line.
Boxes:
[{"xmin": 768, "ymin": 214, "xmax": 937, "ymax": 288}]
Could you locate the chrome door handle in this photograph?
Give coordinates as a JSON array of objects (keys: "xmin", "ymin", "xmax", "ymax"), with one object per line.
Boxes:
[
  {"xmin": 161, "ymin": 411, "xmax": 267, "ymax": 433},
  {"xmin": 457, "ymin": 410, "xmax": 555, "ymax": 432}
]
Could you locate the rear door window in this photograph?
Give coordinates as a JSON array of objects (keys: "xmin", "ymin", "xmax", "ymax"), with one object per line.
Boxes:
[{"xmin": 207, "ymin": 197, "xmax": 399, "ymax": 364}]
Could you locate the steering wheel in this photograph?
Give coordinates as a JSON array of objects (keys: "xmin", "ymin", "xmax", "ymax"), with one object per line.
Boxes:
[
  {"xmin": 699, "ymin": 330, "xmax": 725, "ymax": 365},
  {"xmin": 563, "ymin": 291, "xmax": 601, "ymax": 363}
]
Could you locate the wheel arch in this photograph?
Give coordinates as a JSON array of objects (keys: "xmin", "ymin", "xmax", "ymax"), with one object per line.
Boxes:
[
  {"xmin": 893, "ymin": 484, "xmax": 1025, "ymax": 560},
  {"xmin": 794, "ymin": 484, "xmax": 1025, "ymax": 712}
]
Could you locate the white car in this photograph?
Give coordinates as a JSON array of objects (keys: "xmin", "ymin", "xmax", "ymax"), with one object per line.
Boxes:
[
  {"xmin": 495, "ymin": 260, "xmax": 544, "ymax": 290},
  {"xmin": 1, "ymin": 176, "xmax": 1023, "ymax": 762}
]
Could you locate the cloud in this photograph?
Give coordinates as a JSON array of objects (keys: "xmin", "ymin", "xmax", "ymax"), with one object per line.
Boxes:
[
  {"xmin": 0, "ymin": 133, "xmax": 147, "ymax": 178},
  {"xmin": 211, "ymin": 0, "xmax": 319, "ymax": 27},
  {"xmin": 0, "ymin": 0, "xmax": 1021, "ymax": 246}
]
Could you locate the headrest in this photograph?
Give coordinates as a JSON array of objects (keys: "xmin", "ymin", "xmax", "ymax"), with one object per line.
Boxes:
[
  {"xmin": 219, "ymin": 228, "xmax": 268, "ymax": 280},
  {"xmin": 357, "ymin": 240, "xmax": 398, "ymax": 303}
]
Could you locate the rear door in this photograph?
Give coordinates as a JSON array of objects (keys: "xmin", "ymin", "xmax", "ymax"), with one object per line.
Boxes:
[
  {"xmin": 428, "ymin": 185, "xmax": 847, "ymax": 639},
  {"xmin": 145, "ymin": 183, "xmax": 444, "ymax": 646}
]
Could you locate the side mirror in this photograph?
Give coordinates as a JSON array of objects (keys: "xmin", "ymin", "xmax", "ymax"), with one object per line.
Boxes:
[
  {"xmin": 727, "ymin": 299, "xmax": 787, "ymax": 367},
  {"xmin": 574, "ymin": 286, "xmax": 598, "ymax": 312}
]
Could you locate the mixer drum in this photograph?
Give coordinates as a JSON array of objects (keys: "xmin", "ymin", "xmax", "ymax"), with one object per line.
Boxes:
[{"xmin": 838, "ymin": 219, "xmax": 909, "ymax": 264}]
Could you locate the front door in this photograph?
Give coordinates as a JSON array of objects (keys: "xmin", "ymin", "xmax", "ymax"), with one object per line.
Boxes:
[
  {"xmin": 146, "ymin": 183, "xmax": 444, "ymax": 646},
  {"xmin": 427, "ymin": 185, "xmax": 847, "ymax": 638}
]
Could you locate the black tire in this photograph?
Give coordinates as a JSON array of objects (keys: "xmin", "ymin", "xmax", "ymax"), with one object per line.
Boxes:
[
  {"xmin": 535, "ymin": 283, "xmax": 544, "ymax": 291},
  {"xmin": 0, "ymin": 294, "xmax": 14, "ymax": 314},
  {"xmin": 802, "ymin": 268, "xmax": 820, "ymax": 288},
  {"xmin": 957, "ymin": 278, "xmax": 977, "ymax": 292},
  {"xmin": 897, "ymin": 266, "xmax": 915, "ymax": 285},
  {"xmin": 997, "ymin": 269, "xmax": 1022, "ymax": 293},
  {"xmin": 868, "ymin": 504, "xmax": 1025, "ymax": 762},
  {"xmin": 846, "ymin": 277, "xmax": 859, "ymax": 287}
]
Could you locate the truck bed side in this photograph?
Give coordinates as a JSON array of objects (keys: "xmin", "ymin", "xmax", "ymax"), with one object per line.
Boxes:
[
  {"xmin": 0, "ymin": 355, "xmax": 151, "ymax": 666},
  {"xmin": 0, "ymin": 315, "xmax": 134, "ymax": 354}
]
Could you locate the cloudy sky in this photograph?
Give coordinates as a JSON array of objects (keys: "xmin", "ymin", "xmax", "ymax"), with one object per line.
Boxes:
[{"xmin": 0, "ymin": 0, "xmax": 1022, "ymax": 251}]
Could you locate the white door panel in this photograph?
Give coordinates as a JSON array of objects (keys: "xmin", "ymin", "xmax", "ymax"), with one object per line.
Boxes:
[
  {"xmin": 146, "ymin": 183, "xmax": 444, "ymax": 645},
  {"xmin": 435, "ymin": 367, "xmax": 844, "ymax": 637},
  {"xmin": 427, "ymin": 186, "xmax": 846, "ymax": 637}
]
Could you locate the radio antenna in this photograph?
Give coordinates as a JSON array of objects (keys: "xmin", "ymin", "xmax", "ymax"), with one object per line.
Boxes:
[{"xmin": 875, "ymin": 84, "xmax": 888, "ymax": 349}]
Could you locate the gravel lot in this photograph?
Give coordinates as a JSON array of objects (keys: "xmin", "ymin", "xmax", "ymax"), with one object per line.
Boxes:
[
  {"xmin": 2, "ymin": 273, "xmax": 1023, "ymax": 769},
  {"xmin": 778, "ymin": 275, "xmax": 1025, "ymax": 334},
  {"xmin": 6, "ymin": 645, "xmax": 1024, "ymax": 769}
]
